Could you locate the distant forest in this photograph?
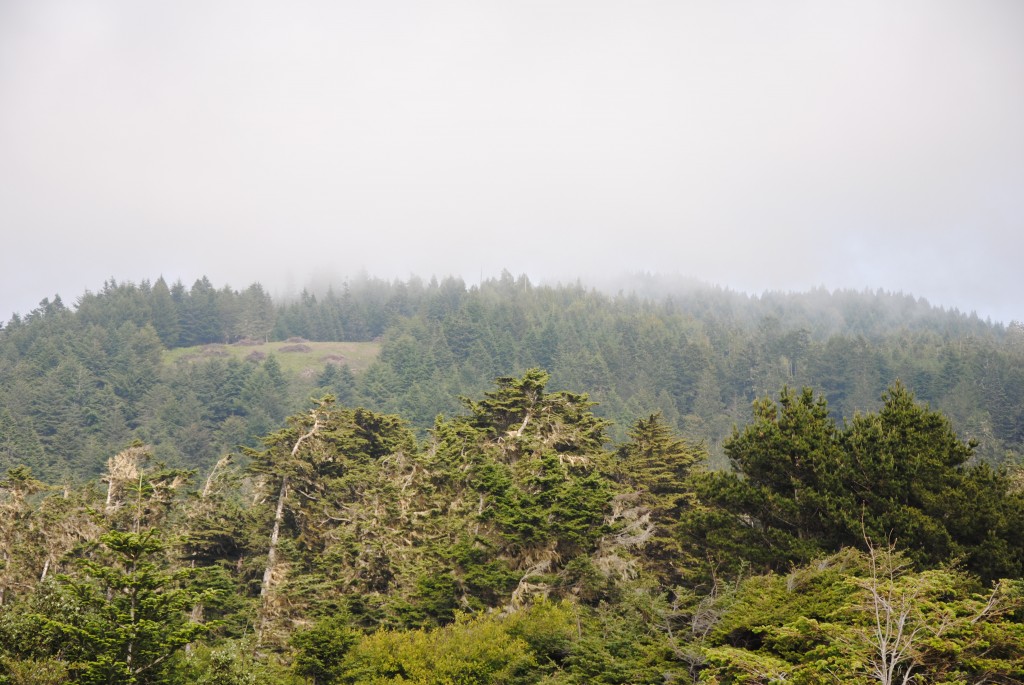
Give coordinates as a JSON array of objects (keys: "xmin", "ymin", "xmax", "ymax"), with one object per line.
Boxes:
[{"xmin": 1, "ymin": 272, "xmax": 1022, "ymax": 482}]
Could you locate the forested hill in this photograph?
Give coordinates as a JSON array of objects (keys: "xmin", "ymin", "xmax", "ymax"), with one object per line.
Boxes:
[{"xmin": 1, "ymin": 272, "xmax": 1023, "ymax": 481}]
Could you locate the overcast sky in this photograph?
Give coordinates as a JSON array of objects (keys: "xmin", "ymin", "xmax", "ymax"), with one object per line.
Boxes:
[{"xmin": 1, "ymin": 1, "xmax": 1022, "ymax": 323}]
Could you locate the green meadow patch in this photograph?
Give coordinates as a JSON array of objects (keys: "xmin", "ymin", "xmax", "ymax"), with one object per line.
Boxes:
[{"xmin": 163, "ymin": 339, "xmax": 381, "ymax": 378}]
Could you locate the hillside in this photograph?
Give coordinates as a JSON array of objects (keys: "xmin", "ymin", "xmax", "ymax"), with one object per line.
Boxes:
[{"xmin": 1, "ymin": 274, "xmax": 1022, "ymax": 482}]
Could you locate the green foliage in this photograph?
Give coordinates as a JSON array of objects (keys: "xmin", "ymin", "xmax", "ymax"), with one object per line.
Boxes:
[
  {"xmin": 0, "ymin": 580, "xmax": 75, "ymax": 668},
  {"xmin": 687, "ymin": 387, "xmax": 847, "ymax": 577},
  {"xmin": 292, "ymin": 615, "xmax": 360, "ymax": 684},
  {"xmin": 842, "ymin": 383, "xmax": 1022, "ymax": 576},
  {"xmin": 182, "ymin": 639, "xmax": 298, "ymax": 685},
  {"xmin": 239, "ymin": 371, "xmax": 623, "ymax": 642},
  {"xmin": 560, "ymin": 584, "xmax": 682, "ymax": 684},
  {"xmin": 616, "ymin": 413, "xmax": 704, "ymax": 583},
  {"xmin": 502, "ymin": 600, "xmax": 577, "ymax": 666},
  {"xmin": 694, "ymin": 548, "xmax": 1024, "ymax": 684},
  {"xmin": 0, "ymin": 410, "xmax": 45, "ymax": 475},
  {"xmin": 687, "ymin": 383, "xmax": 1024, "ymax": 582},
  {"xmin": 35, "ymin": 530, "xmax": 210, "ymax": 684},
  {"xmin": 452, "ymin": 370, "xmax": 614, "ymax": 553},
  {"xmin": 0, "ymin": 656, "xmax": 69, "ymax": 685},
  {"xmin": 335, "ymin": 609, "xmax": 555, "ymax": 685}
]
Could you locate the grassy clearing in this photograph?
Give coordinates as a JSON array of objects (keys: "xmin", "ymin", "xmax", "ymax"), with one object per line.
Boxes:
[{"xmin": 163, "ymin": 340, "xmax": 382, "ymax": 378}]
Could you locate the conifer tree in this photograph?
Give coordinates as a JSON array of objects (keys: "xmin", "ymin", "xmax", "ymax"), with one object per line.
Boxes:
[
  {"xmin": 46, "ymin": 529, "xmax": 210, "ymax": 685},
  {"xmin": 149, "ymin": 276, "xmax": 181, "ymax": 347},
  {"xmin": 687, "ymin": 383, "xmax": 1024, "ymax": 582},
  {"xmin": 615, "ymin": 413, "xmax": 704, "ymax": 583}
]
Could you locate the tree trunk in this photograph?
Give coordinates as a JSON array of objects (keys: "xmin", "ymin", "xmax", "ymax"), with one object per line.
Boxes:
[
  {"xmin": 260, "ymin": 476, "xmax": 288, "ymax": 599},
  {"xmin": 257, "ymin": 414, "xmax": 321, "ymax": 640}
]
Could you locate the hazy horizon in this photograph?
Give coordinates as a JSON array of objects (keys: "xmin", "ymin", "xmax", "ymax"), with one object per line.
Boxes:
[{"xmin": 2, "ymin": 1, "xmax": 1022, "ymax": 324}]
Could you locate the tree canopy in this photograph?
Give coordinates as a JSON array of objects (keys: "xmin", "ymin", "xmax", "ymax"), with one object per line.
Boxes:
[{"xmin": 687, "ymin": 382, "xmax": 1024, "ymax": 583}]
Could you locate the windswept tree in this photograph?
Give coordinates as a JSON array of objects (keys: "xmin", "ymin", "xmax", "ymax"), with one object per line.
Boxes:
[
  {"xmin": 0, "ymin": 466, "xmax": 47, "ymax": 606},
  {"xmin": 246, "ymin": 396, "xmax": 417, "ymax": 642},
  {"xmin": 614, "ymin": 413, "xmax": 704, "ymax": 584},
  {"xmin": 428, "ymin": 369, "xmax": 617, "ymax": 612}
]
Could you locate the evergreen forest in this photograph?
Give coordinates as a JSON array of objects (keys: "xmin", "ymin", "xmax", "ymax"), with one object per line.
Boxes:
[{"xmin": 1, "ymin": 273, "xmax": 1023, "ymax": 683}]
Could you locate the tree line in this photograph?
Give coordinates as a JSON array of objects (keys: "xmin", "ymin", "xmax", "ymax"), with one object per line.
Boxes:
[{"xmin": 2, "ymin": 273, "xmax": 1022, "ymax": 483}]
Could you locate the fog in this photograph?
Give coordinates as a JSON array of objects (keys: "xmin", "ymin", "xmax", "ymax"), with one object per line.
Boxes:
[{"xmin": 1, "ymin": 1, "xmax": 1022, "ymax": 323}]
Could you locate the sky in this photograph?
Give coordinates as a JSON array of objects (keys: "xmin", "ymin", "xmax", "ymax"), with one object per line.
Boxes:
[{"xmin": 1, "ymin": 1, "xmax": 1022, "ymax": 324}]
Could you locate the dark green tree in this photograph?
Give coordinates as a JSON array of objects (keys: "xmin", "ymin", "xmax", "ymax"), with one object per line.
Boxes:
[
  {"xmin": 148, "ymin": 277, "xmax": 181, "ymax": 347},
  {"xmin": 687, "ymin": 383, "xmax": 1024, "ymax": 582},
  {"xmin": 687, "ymin": 386, "xmax": 848, "ymax": 578},
  {"xmin": 235, "ymin": 283, "xmax": 276, "ymax": 342},
  {"xmin": 179, "ymin": 277, "xmax": 224, "ymax": 346},
  {"xmin": 843, "ymin": 382, "xmax": 1024, "ymax": 578},
  {"xmin": 43, "ymin": 530, "xmax": 210, "ymax": 684}
]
